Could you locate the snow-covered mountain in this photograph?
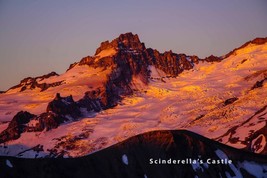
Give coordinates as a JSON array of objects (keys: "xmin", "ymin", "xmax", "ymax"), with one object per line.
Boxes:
[
  {"xmin": 0, "ymin": 33, "xmax": 266, "ymax": 159},
  {"xmin": 1, "ymin": 130, "xmax": 267, "ymax": 178}
]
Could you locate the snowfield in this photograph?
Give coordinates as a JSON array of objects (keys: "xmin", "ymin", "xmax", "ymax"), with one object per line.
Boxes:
[{"xmin": 0, "ymin": 41, "xmax": 266, "ymax": 158}]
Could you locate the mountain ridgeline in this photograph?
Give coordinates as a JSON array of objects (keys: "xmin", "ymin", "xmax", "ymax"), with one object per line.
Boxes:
[
  {"xmin": 0, "ymin": 33, "xmax": 222, "ymax": 143},
  {"xmin": 0, "ymin": 33, "xmax": 266, "ymax": 145}
]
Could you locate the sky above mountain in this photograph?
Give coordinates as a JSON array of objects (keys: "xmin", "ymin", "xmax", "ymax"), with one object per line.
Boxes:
[{"xmin": 0, "ymin": 0, "xmax": 266, "ymax": 91}]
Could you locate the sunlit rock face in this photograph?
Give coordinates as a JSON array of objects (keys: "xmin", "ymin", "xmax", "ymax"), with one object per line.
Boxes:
[{"xmin": 0, "ymin": 33, "xmax": 266, "ymax": 159}]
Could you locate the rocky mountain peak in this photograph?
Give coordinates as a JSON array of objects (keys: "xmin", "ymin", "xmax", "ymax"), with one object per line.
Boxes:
[
  {"xmin": 204, "ymin": 55, "xmax": 222, "ymax": 62},
  {"xmin": 250, "ymin": 37, "xmax": 267, "ymax": 45},
  {"xmin": 95, "ymin": 32, "xmax": 145, "ymax": 55},
  {"xmin": 116, "ymin": 32, "xmax": 144, "ymax": 50}
]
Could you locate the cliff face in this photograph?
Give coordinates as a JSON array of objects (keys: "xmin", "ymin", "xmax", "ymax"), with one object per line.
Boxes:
[
  {"xmin": 71, "ymin": 33, "xmax": 217, "ymax": 78},
  {"xmin": 67, "ymin": 33, "xmax": 210, "ymax": 113}
]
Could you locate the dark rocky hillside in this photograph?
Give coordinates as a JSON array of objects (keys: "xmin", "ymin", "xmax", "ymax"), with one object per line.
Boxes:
[{"xmin": 0, "ymin": 130, "xmax": 267, "ymax": 178}]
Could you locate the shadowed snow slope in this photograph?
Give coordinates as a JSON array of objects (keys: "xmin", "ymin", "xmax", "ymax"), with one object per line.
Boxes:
[{"xmin": 0, "ymin": 130, "xmax": 267, "ymax": 178}]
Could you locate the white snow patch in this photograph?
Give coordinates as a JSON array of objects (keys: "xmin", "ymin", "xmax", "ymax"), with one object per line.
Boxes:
[
  {"xmin": 241, "ymin": 161, "xmax": 267, "ymax": 177},
  {"xmin": 225, "ymin": 171, "xmax": 231, "ymax": 178},
  {"xmin": 148, "ymin": 65, "xmax": 166, "ymax": 78},
  {"xmin": 251, "ymin": 134, "xmax": 266, "ymax": 153},
  {"xmin": 215, "ymin": 150, "xmax": 243, "ymax": 178},
  {"xmin": 122, "ymin": 154, "xmax": 129, "ymax": 165},
  {"xmin": 215, "ymin": 149, "xmax": 228, "ymax": 160},
  {"xmin": 6, "ymin": 159, "xmax": 13, "ymax": 168},
  {"xmin": 191, "ymin": 162, "xmax": 204, "ymax": 172},
  {"xmin": 95, "ymin": 48, "xmax": 116, "ymax": 60}
]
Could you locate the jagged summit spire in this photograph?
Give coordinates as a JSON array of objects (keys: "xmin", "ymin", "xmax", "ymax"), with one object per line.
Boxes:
[
  {"xmin": 95, "ymin": 32, "xmax": 145, "ymax": 55},
  {"xmin": 117, "ymin": 32, "xmax": 141, "ymax": 44}
]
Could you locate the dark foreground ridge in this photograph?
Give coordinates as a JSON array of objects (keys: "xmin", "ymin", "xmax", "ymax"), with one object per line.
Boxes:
[{"xmin": 0, "ymin": 130, "xmax": 267, "ymax": 178}]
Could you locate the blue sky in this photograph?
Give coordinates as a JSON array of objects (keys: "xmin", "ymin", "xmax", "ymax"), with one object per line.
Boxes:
[{"xmin": 0, "ymin": 0, "xmax": 266, "ymax": 90}]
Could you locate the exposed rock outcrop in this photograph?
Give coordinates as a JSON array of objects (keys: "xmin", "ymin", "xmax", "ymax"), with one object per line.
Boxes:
[
  {"xmin": 47, "ymin": 93, "xmax": 81, "ymax": 118},
  {"xmin": 0, "ymin": 111, "xmax": 36, "ymax": 143},
  {"xmin": 147, "ymin": 49, "xmax": 200, "ymax": 76},
  {"xmin": 69, "ymin": 33, "xmax": 222, "ymax": 79},
  {"xmin": 77, "ymin": 90, "xmax": 104, "ymax": 112},
  {"xmin": 224, "ymin": 37, "xmax": 267, "ymax": 58},
  {"xmin": 0, "ymin": 93, "xmax": 85, "ymax": 142},
  {"xmin": 7, "ymin": 72, "xmax": 62, "ymax": 92},
  {"xmin": 224, "ymin": 97, "xmax": 238, "ymax": 106},
  {"xmin": 204, "ymin": 55, "xmax": 222, "ymax": 62},
  {"xmin": 37, "ymin": 112, "xmax": 65, "ymax": 131},
  {"xmin": 251, "ymin": 77, "xmax": 267, "ymax": 90}
]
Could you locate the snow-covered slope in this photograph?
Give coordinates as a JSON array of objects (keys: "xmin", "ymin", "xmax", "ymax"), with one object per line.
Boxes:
[
  {"xmin": 0, "ymin": 33, "xmax": 266, "ymax": 158},
  {"xmin": 0, "ymin": 65, "xmax": 111, "ymax": 122}
]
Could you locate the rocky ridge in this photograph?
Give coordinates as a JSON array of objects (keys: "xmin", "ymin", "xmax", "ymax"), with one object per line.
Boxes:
[{"xmin": 6, "ymin": 72, "xmax": 62, "ymax": 92}]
